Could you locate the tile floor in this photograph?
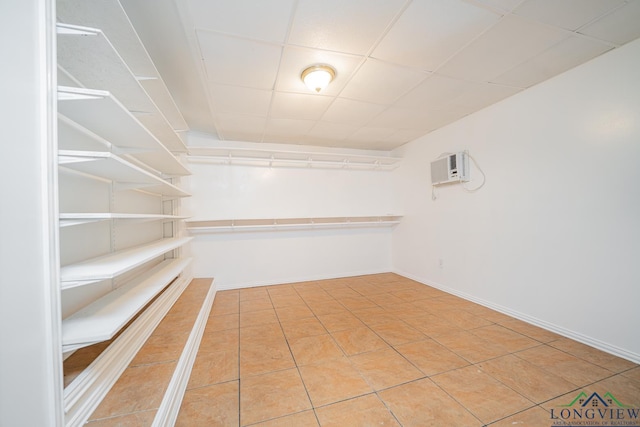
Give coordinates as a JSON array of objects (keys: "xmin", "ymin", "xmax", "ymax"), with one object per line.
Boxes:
[{"xmin": 90, "ymin": 274, "xmax": 640, "ymax": 426}]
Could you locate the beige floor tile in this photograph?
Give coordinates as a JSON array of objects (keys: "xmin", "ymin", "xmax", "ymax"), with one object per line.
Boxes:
[
  {"xmin": 379, "ymin": 378, "xmax": 482, "ymax": 427},
  {"xmin": 176, "ymin": 381, "xmax": 239, "ymax": 427},
  {"xmin": 200, "ymin": 328, "xmax": 239, "ymax": 353},
  {"xmin": 365, "ymin": 293, "xmax": 405, "ymax": 308},
  {"xmin": 500, "ymin": 319, "xmax": 561, "ymax": 343},
  {"xmin": 623, "ymin": 366, "xmax": 640, "ymax": 382},
  {"xmin": 487, "ymin": 406, "xmax": 557, "ymax": 426},
  {"xmin": 318, "ymin": 312, "xmax": 364, "ymax": 332},
  {"xmin": 385, "ymin": 302, "xmax": 430, "ymax": 319},
  {"xmin": 438, "ymin": 310, "xmax": 494, "ymax": 330},
  {"xmin": 434, "ymin": 331, "xmax": 510, "ymax": 363},
  {"xmin": 211, "ymin": 301, "xmax": 240, "ymax": 316},
  {"xmin": 349, "ymin": 348, "xmax": 423, "ymax": 390},
  {"xmin": 403, "ymin": 315, "xmax": 465, "ymax": 338},
  {"xmin": 315, "ymin": 394, "xmax": 399, "ymax": 427},
  {"xmin": 338, "ymin": 297, "xmax": 378, "ymax": 311},
  {"xmin": 281, "ymin": 317, "xmax": 327, "ymax": 340},
  {"xmin": 129, "ymin": 332, "xmax": 187, "ymax": 367},
  {"xmin": 306, "ymin": 301, "xmax": 347, "ymax": 316},
  {"xmin": 63, "ymin": 341, "xmax": 111, "ymax": 387},
  {"xmin": 240, "ymin": 339, "xmax": 295, "ymax": 378},
  {"xmin": 240, "ymin": 287, "xmax": 270, "ymax": 301},
  {"xmin": 90, "ymin": 362, "xmax": 176, "ymax": 420},
  {"xmin": 331, "ymin": 327, "xmax": 389, "ymax": 356},
  {"xmin": 240, "ymin": 323, "xmax": 285, "ymax": 346},
  {"xmin": 351, "ymin": 306, "xmax": 390, "ymax": 322},
  {"xmin": 205, "ymin": 313, "xmax": 239, "ymax": 333},
  {"xmin": 240, "ymin": 368, "xmax": 312, "ymax": 425},
  {"xmin": 275, "ymin": 305, "xmax": 315, "ymax": 322},
  {"xmin": 395, "ymin": 339, "xmax": 469, "ymax": 376},
  {"xmin": 368, "ymin": 320, "xmax": 426, "ymax": 346},
  {"xmin": 248, "ymin": 410, "xmax": 319, "ymax": 427},
  {"xmin": 152, "ymin": 310, "xmax": 196, "ymax": 336},
  {"xmin": 240, "ymin": 308, "xmax": 279, "ymax": 328},
  {"xmin": 86, "ymin": 409, "xmax": 157, "ymax": 426},
  {"xmin": 299, "ymin": 357, "xmax": 372, "ymax": 407},
  {"xmin": 269, "ymin": 294, "xmax": 305, "ymax": 309},
  {"xmin": 289, "ymin": 334, "xmax": 344, "ymax": 366},
  {"xmin": 432, "ymin": 365, "xmax": 534, "ymax": 424},
  {"xmin": 548, "ymin": 338, "xmax": 638, "ymax": 372},
  {"xmin": 589, "ymin": 373, "xmax": 640, "ymax": 405},
  {"xmin": 471, "ymin": 324, "xmax": 538, "ymax": 353},
  {"xmin": 240, "ymin": 297, "xmax": 274, "ymax": 313},
  {"xmin": 515, "ymin": 345, "xmax": 612, "ymax": 386},
  {"xmin": 187, "ymin": 349, "xmax": 238, "ymax": 389},
  {"xmin": 477, "ymin": 354, "xmax": 578, "ymax": 403}
]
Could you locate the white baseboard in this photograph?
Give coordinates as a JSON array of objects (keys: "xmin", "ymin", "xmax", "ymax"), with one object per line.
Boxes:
[
  {"xmin": 63, "ymin": 274, "xmax": 193, "ymax": 427},
  {"xmin": 215, "ymin": 268, "xmax": 391, "ymax": 291},
  {"xmin": 153, "ymin": 279, "xmax": 217, "ymax": 427},
  {"xmin": 394, "ymin": 269, "xmax": 640, "ymax": 365}
]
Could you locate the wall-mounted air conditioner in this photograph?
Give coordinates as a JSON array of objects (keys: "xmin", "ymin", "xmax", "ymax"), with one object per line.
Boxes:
[{"xmin": 430, "ymin": 152, "xmax": 469, "ymax": 185}]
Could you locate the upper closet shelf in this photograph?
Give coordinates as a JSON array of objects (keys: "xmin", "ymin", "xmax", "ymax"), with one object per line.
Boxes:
[
  {"xmin": 187, "ymin": 147, "xmax": 402, "ymax": 171},
  {"xmin": 59, "ymin": 150, "xmax": 190, "ymax": 198},
  {"xmin": 58, "ymin": 86, "xmax": 189, "ymax": 176},
  {"xmin": 59, "ymin": 213, "xmax": 188, "ymax": 228},
  {"xmin": 57, "ymin": 23, "xmax": 186, "ymax": 153},
  {"xmin": 56, "ymin": 0, "xmax": 188, "ymax": 134},
  {"xmin": 60, "ymin": 236, "xmax": 192, "ymax": 287},
  {"xmin": 186, "ymin": 216, "xmax": 403, "ymax": 234},
  {"xmin": 61, "ymin": 257, "xmax": 191, "ymax": 351}
]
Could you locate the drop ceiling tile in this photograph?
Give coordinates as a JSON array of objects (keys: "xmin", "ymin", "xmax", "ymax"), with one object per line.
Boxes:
[
  {"xmin": 321, "ymin": 98, "xmax": 387, "ymax": 126},
  {"xmin": 579, "ymin": 1, "xmax": 640, "ymax": 45},
  {"xmin": 438, "ymin": 15, "xmax": 568, "ymax": 82},
  {"xmin": 382, "ymin": 129, "xmax": 428, "ymax": 146},
  {"xmin": 372, "ymin": 106, "xmax": 464, "ymax": 131},
  {"xmin": 265, "ymin": 118, "xmax": 316, "ymax": 137},
  {"xmin": 513, "ymin": 0, "xmax": 625, "ymax": 31},
  {"xmin": 308, "ymin": 122, "xmax": 358, "ymax": 140},
  {"xmin": 215, "ymin": 113, "xmax": 267, "ymax": 140},
  {"xmin": 340, "ymin": 59, "xmax": 430, "ymax": 104},
  {"xmin": 288, "ymin": 0, "xmax": 407, "ymax": 55},
  {"xmin": 395, "ymin": 74, "xmax": 474, "ymax": 110},
  {"xmin": 493, "ymin": 35, "xmax": 613, "ymax": 88},
  {"xmin": 275, "ymin": 46, "xmax": 364, "ymax": 96},
  {"xmin": 208, "ymin": 84, "xmax": 273, "ymax": 116},
  {"xmin": 188, "ymin": 0, "xmax": 295, "ymax": 43},
  {"xmin": 197, "ymin": 30, "xmax": 282, "ymax": 89},
  {"xmin": 372, "ymin": 0, "xmax": 501, "ymax": 71},
  {"xmin": 348, "ymin": 127, "xmax": 397, "ymax": 142},
  {"xmin": 447, "ymin": 81, "xmax": 523, "ymax": 111},
  {"xmin": 270, "ymin": 92, "xmax": 334, "ymax": 120},
  {"xmin": 473, "ymin": 0, "xmax": 524, "ymax": 13}
]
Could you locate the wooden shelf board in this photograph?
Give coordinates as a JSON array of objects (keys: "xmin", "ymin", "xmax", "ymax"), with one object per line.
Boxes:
[
  {"xmin": 60, "ymin": 236, "xmax": 192, "ymax": 284},
  {"xmin": 57, "ymin": 86, "xmax": 189, "ymax": 176},
  {"xmin": 57, "ymin": 0, "xmax": 188, "ymax": 132},
  {"xmin": 186, "ymin": 216, "xmax": 403, "ymax": 234},
  {"xmin": 57, "ymin": 23, "xmax": 186, "ymax": 152},
  {"xmin": 59, "ymin": 150, "xmax": 190, "ymax": 198},
  {"xmin": 61, "ymin": 258, "xmax": 191, "ymax": 348}
]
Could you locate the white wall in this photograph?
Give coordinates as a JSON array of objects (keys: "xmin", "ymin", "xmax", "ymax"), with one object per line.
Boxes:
[
  {"xmin": 0, "ymin": 0, "xmax": 64, "ymax": 425},
  {"xmin": 185, "ymin": 137, "xmax": 398, "ymax": 289},
  {"xmin": 392, "ymin": 38, "xmax": 640, "ymax": 361}
]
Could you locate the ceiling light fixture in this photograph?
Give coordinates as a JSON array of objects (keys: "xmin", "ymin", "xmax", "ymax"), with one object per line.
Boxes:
[{"xmin": 301, "ymin": 64, "xmax": 336, "ymax": 93}]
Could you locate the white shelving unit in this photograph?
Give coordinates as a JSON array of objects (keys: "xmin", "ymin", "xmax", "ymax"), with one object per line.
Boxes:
[
  {"xmin": 58, "ymin": 86, "xmax": 189, "ymax": 176},
  {"xmin": 61, "ymin": 257, "xmax": 192, "ymax": 351},
  {"xmin": 54, "ymin": 1, "xmax": 194, "ymax": 423},
  {"xmin": 186, "ymin": 216, "xmax": 403, "ymax": 234},
  {"xmin": 187, "ymin": 146, "xmax": 402, "ymax": 171},
  {"xmin": 59, "ymin": 150, "xmax": 189, "ymax": 198}
]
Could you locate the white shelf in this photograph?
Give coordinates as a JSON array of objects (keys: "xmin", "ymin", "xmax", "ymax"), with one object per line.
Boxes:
[
  {"xmin": 186, "ymin": 216, "xmax": 403, "ymax": 234},
  {"xmin": 60, "ymin": 236, "xmax": 192, "ymax": 286},
  {"xmin": 56, "ymin": 0, "xmax": 188, "ymax": 133},
  {"xmin": 59, "ymin": 213, "xmax": 188, "ymax": 228},
  {"xmin": 57, "ymin": 86, "xmax": 189, "ymax": 176},
  {"xmin": 59, "ymin": 150, "xmax": 190, "ymax": 198},
  {"xmin": 61, "ymin": 257, "xmax": 192, "ymax": 351},
  {"xmin": 57, "ymin": 23, "xmax": 186, "ymax": 153},
  {"xmin": 187, "ymin": 146, "xmax": 402, "ymax": 171}
]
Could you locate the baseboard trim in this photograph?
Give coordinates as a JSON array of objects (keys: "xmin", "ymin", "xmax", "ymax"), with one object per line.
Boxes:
[
  {"xmin": 152, "ymin": 279, "xmax": 217, "ymax": 427},
  {"xmin": 215, "ymin": 268, "xmax": 391, "ymax": 291},
  {"xmin": 394, "ymin": 269, "xmax": 640, "ymax": 365},
  {"xmin": 63, "ymin": 273, "xmax": 193, "ymax": 427}
]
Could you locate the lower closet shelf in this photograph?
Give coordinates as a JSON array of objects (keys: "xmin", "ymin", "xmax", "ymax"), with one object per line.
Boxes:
[
  {"xmin": 62, "ymin": 257, "xmax": 192, "ymax": 351},
  {"xmin": 60, "ymin": 236, "xmax": 192, "ymax": 287}
]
